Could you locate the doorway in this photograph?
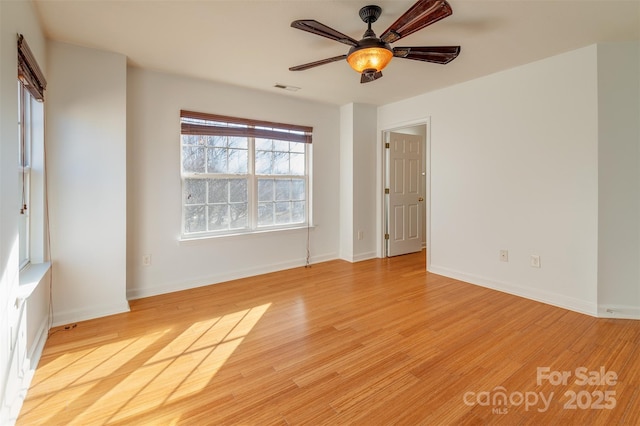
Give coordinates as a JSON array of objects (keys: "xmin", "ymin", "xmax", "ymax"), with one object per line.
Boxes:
[{"xmin": 383, "ymin": 124, "xmax": 427, "ymax": 257}]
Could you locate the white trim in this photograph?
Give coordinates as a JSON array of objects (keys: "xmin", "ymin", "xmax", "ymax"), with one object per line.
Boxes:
[
  {"xmin": 597, "ymin": 305, "xmax": 640, "ymax": 320},
  {"xmin": 28, "ymin": 315, "xmax": 49, "ymax": 370},
  {"xmin": 52, "ymin": 301, "xmax": 130, "ymax": 328},
  {"xmin": 18, "ymin": 262, "xmax": 51, "ymax": 300},
  {"xmin": 425, "ymin": 118, "xmax": 432, "ymax": 269},
  {"xmin": 428, "ymin": 264, "xmax": 599, "ymax": 317},
  {"xmin": 342, "ymin": 251, "xmax": 378, "ymax": 263},
  {"xmin": 178, "ymin": 224, "xmax": 316, "ymax": 244},
  {"xmin": 180, "ymin": 130, "xmax": 311, "ymax": 239},
  {"xmin": 379, "ymin": 117, "xmax": 431, "ymax": 263},
  {"xmin": 127, "ymin": 251, "xmax": 338, "ymax": 301},
  {"xmin": 5, "ymin": 302, "xmax": 49, "ymax": 426}
]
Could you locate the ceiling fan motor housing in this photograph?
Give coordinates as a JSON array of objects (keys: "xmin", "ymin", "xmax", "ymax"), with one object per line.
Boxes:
[{"xmin": 359, "ymin": 5, "xmax": 382, "ymax": 23}]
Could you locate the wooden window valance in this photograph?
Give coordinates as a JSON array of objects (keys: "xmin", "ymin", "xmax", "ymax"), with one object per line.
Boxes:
[
  {"xmin": 18, "ymin": 34, "xmax": 47, "ymax": 102},
  {"xmin": 180, "ymin": 110, "xmax": 312, "ymax": 144}
]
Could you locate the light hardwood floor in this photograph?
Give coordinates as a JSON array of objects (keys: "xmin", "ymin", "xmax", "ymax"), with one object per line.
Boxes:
[{"xmin": 18, "ymin": 251, "xmax": 640, "ymax": 425}]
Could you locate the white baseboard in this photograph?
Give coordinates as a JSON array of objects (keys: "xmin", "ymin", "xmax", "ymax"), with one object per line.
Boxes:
[
  {"xmin": 52, "ymin": 300, "xmax": 131, "ymax": 327},
  {"xmin": 127, "ymin": 252, "xmax": 338, "ymax": 301},
  {"xmin": 428, "ymin": 265, "xmax": 599, "ymax": 317},
  {"xmin": 344, "ymin": 251, "xmax": 378, "ymax": 263},
  {"xmin": 28, "ymin": 315, "xmax": 49, "ymax": 370},
  {"xmin": 597, "ymin": 305, "xmax": 640, "ymax": 320}
]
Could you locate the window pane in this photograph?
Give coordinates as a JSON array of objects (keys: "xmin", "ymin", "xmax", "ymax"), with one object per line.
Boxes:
[
  {"xmin": 182, "ymin": 135, "xmax": 200, "ymax": 145},
  {"xmin": 275, "ymin": 180, "xmax": 290, "ymax": 201},
  {"xmin": 228, "ymin": 149, "xmax": 248, "ymax": 173},
  {"xmin": 273, "ymin": 140, "xmax": 289, "ymax": 152},
  {"xmin": 230, "ymin": 203, "xmax": 248, "ymax": 228},
  {"xmin": 292, "ymin": 201, "xmax": 305, "ymax": 223},
  {"xmin": 275, "ymin": 201, "xmax": 290, "ymax": 224},
  {"xmin": 18, "ymin": 84, "xmax": 32, "ymax": 268},
  {"xmin": 18, "ymin": 209, "xmax": 28, "ymax": 266},
  {"xmin": 228, "ymin": 137, "xmax": 248, "ymax": 149},
  {"xmin": 290, "ymin": 141, "xmax": 305, "ymax": 153},
  {"xmin": 208, "ymin": 205, "xmax": 229, "ymax": 231},
  {"xmin": 291, "ymin": 179, "xmax": 305, "ymax": 200},
  {"xmin": 273, "ymin": 152, "xmax": 290, "ymax": 174},
  {"xmin": 256, "ymin": 178, "xmax": 306, "ymax": 227},
  {"xmin": 185, "ymin": 205, "xmax": 206, "ymax": 233},
  {"xmin": 258, "ymin": 179, "xmax": 274, "ymax": 202},
  {"xmin": 184, "ymin": 179, "xmax": 206, "ymax": 204},
  {"xmin": 208, "ymin": 179, "xmax": 227, "ymax": 203},
  {"xmin": 290, "ymin": 153, "xmax": 305, "ymax": 175},
  {"xmin": 183, "ymin": 146, "xmax": 205, "ymax": 173},
  {"xmin": 207, "ymin": 147, "xmax": 227, "ymax": 173},
  {"xmin": 258, "ymin": 202, "xmax": 274, "ymax": 226},
  {"xmin": 255, "ymin": 150, "xmax": 273, "ymax": 174},
  {"xmin": 209, "ymin": 135, "xmax": 226, "ymax": 147},
  {"xmin": 255, "ymin": 138, "xmax": 272, "ymax": 151},
  {"xmin": 229, "ymin": 179, "xmax": 247, "ymax": 203}
]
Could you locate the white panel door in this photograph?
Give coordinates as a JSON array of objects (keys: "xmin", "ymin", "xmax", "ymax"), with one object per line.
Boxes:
[{"xmin": 387, "ymin": 132, "xmax": 422, "ymax": 257}]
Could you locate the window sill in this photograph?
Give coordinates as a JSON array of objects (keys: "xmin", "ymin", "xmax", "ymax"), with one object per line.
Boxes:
[
  {"xmin": 178, "ymin": 224, "xmax": 316, "ymax": 244},
  {"xmin": 18, "ymin": 262, "xmax": 51, "ymax": 301}
]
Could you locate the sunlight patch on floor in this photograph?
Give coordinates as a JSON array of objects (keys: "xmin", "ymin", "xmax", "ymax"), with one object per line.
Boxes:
[
  {"xmin": 24, "ymin": 303, "xmax": 271, "ymax": 424},
  {"xmin": 19, "ymin": 330, "xmax": 169, "ymax": 424}
]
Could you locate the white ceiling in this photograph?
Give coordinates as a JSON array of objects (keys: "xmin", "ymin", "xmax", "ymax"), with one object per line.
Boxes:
[{"xmin": 34, "ymin": 0, "xmax": 639, "ymax": 106}]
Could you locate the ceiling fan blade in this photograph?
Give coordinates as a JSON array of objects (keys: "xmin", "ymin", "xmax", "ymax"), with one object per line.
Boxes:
[
  {"xmin": 361, "ymin": 70, "xmax": 383, "ymax": 84},
  {"xmin": 393, "ymin": 46, "xmax": 460, "ymax": 64},
  {"xmin": 291, "ymin": 20, "xmax": 358, "ymax": 47},
  {"xmin": 380, "ymin": 0, "xmax": 453, "ymax": 44},
  {"xmin": 289, "ymin": 55, "xmax": 348, "ymax": 71}
]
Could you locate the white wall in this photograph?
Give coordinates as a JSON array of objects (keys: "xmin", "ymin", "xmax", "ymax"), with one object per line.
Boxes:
[
  {"xmin": 352, "ymin": 104, "xmax": 378, "ymax": 260},
  {"xmin": 379, "ymin": 46, "xmax": 601, "ymax": 315},
  {"xmin": 339, "ymin": 103, "xmax": 377, "ymax": 262},
  {"xmin": 126, "ymin": 68, "xmax": 340, "ymax": 299},
  {"xmin": 339, "ymin": 104, "xmax": 354, "ymax": 260},
  {"xmin": 0, "ymin": 1, "xmax": 50, "ymax": 423},
  {"xmin": 47, "ymin": 41, "xmax": 129, "ymax": 325},
  {"xmin": 596, "ymin": 42, "xmax": 640, "ymax": 317}
]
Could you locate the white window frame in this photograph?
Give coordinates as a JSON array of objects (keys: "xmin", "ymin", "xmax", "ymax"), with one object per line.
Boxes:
[
  {"xmin": 17, "ymin": 33, "xmax": 47, "ymax": 272},
  {"xmin": 18, "ymin": 82, "xmax": 32, "ymax": 270},
  {"xmin": 180, "ymin": 111, "xmax": 312, "ymax": 239}
]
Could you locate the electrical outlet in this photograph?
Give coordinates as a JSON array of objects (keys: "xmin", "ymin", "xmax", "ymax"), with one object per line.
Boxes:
[
  {"xmin": 499, "ymin": 250, "xmax": 509, "ymax": 262},
  {"xmin": 357, "ymin": 230, "xmax": 364, "ymax": 240},
  {"xmin": 142, "ymin": 254, "xmax": 152, "ymax": 266},
  {"xmin": 530, "ymin": 255, "xmax": 541, "ymax": 268}
]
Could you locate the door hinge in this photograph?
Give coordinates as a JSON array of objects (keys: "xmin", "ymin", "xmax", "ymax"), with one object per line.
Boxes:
[
  {"xmin": 384, "ymin": 233, "xmax": 390, "ymax": 240},
  {"xmin": 384, "ymin": 188, "xmax": 390, "ymax": 194},
  {"xmin": 385, "ymin": 142, "xmax": 390, "ymax": 149}
]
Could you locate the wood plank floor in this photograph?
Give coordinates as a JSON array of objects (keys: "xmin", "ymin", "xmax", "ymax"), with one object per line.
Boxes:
[{"xmin": 18, "ymin": 251, "xmax": 640, "ymax": 425}]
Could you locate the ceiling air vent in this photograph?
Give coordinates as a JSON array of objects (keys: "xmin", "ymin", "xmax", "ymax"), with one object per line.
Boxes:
[{"xmin": 274, "ymin": 83, "xmax": 301, "ymax": 92}]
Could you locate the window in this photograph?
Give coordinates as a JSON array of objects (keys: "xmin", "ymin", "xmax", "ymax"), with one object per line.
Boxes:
[
  {"xmin": 17, "ymin": 34, "xmax": 46, "ymax": 269},
  {"xmin": 180, "ymin": 110, "xmax": 312, "ymax": 238},
  {"xmin": 18, "ymin": 82, "xmax": 32, "ymax": 268}
]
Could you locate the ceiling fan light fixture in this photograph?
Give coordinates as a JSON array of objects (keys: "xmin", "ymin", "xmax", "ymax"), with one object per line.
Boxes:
[
  {"xmin": 289, "ymin": 0, "xmax": 459, "ymax": 82},
  {"xmin": 347, "ymin": 44, "xmax": 393, "ymax": 73}
]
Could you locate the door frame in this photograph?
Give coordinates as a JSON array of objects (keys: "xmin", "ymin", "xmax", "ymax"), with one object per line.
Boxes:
[{"xmin": 380, "ymin": 117, "xmax": 431, "ymax": 267}]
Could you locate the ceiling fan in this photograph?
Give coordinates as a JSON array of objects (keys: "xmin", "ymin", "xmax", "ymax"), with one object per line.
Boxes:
[{"xmin": 289, "ymin": 0, "xmax": 460, "ymax": 83}]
